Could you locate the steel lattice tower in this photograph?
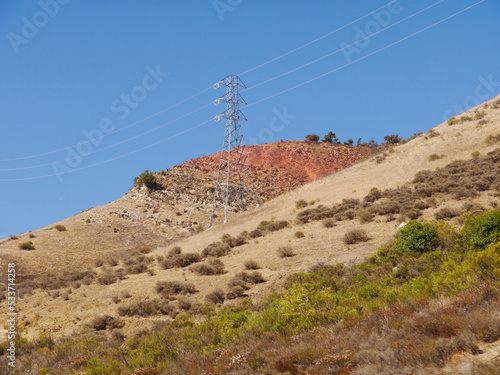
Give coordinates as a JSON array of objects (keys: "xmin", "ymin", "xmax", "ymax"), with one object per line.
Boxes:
[{"xmin": 210, "ymin": 75, "xmax": 259, "ymax": 225}]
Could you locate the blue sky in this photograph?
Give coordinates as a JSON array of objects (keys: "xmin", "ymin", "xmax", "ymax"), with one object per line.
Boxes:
[{"xmin": 1, "ymin": 0, "xmax": 499, "ymax": 237}]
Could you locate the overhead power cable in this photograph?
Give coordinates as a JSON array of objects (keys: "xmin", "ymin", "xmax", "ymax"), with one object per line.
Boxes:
[
  {"xmin": 237, "ymin": 0, "xmax": 400, "ymax": 76},
  {"xmin": 0, "ymin": 0, "xmax": 443, "ymax": 171},
  {"xmin": 243, "ymin": 0, "xmax": 445, "ymax": 93},
  {"xmin": 245, "ymin": 0, "xmax": 486, "ymax": 109},
  {"xmin": 0, "ymin": 0, "xmax": 485, "ymax": 181},
  {"xmin": 0, "ymin": 0, "xmax": 401, "ymax": 162}
]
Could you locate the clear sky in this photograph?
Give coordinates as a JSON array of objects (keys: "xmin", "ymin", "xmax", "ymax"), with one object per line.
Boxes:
[{"xmin": 1, "ymin": 0, "xmax": 499, "ymax": 238}]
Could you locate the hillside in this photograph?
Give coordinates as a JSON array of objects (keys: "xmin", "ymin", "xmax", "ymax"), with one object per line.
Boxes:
[
  {"xmin": 0, "ymin": 141, "xmax": 377, "ymax": 275},
  {"xmin": 1, "ymin": 95, "xmax": 499, "ymax": 374}
]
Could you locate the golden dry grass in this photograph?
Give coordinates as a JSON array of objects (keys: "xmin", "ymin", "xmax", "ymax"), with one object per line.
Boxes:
[{"xmin": 0, "ymin": 95, "xmax": 499, "ymax": 343}]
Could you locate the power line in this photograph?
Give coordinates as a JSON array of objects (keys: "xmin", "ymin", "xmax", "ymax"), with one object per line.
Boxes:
[
  {"xmin": 0, "ymin": 102, "xmax": 213, "ymax": 171},
  {"xmin": 245, "ymin": 0, "xmax": 486, "ymax": 109},
  {"xmin": 1, "ymin": 86, "xmax": 214, "ymax": 162},
  {"xmin": 0, "ymin": 0, "xmax": 400, "ymax": 162},
  {"xmin": 243, "ymin": 0, "xmax": 444, "ymax": 93},
  {"xmin": 0, "ymin": 0, "xmax": 486, "ymax": 181},
  {"xmin": 0, "ymin": 119, "xmax": 213, "ymax": 182},
  {"xmin": 237, "ymin": 0, "xmax": 400, "ymax": 76},
  {"xmin": 0, "ymin": 0, "xmax": 442, "ymax": 172}
]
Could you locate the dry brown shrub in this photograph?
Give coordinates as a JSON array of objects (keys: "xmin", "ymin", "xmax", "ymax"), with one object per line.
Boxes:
[
  {"xmin": 162, "ymin": 253, "xmax": 200, "ymax": 269},
  {"xmin": 428, "ymin": 153, "xmax": 444, "ymax": 162},
  {"xmin": 277, "ymin": 245, "xmax": 295, "ymax": 258},
  {"xmin": 190, "ymin": 258, "xmax": 225, "ymax": 275},
  {"xmin": 205, "ymin": 289, "xmax": 225, "ymax": 304},
  {"xmin": 358, "ymin": 209, "xmax": 374, "ymax": 224},
  {"xmin": 19, "ymin": 241, "xmax": 35, "ymax": 250},
  {"xmin": 294, "ymin": 231, "xmax": 305, "ymax": 239},
  {"xmin": 343, "ymin": 229, "xmax": 370, "ymax": 245},
  {"xmin": 485, "ymin": 133, "xmax": 500, "ymax": 145},
  {"xmin": 202, "ymin": 242, "xmax": 231, "ymax": 257},
  {"xmin": 244, "ymin": 260, "xmax": 260, "ymax": 270},
  {"xmin": 97, "ymin": 272, "xmax": 118, "ymax": 285},
  {"xmin": 434, "ymin": 207, "xmax": 460, "ymax": 220},
  {"xmin": 322, "ymin": 218, "xmax": 337, "ymax": 228},
  {"xmin": 155, "ymin": 281, "xmax": 196, "ymax": 297},
  {"xmin": 168, "ymin": 246, "xmax": 182, "ymax": 257}
]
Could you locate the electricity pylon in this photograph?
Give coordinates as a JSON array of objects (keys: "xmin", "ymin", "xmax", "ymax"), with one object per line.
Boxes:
[{"xmin": 210, "ymin": 75, "xmax": 259, "ymax": 225}]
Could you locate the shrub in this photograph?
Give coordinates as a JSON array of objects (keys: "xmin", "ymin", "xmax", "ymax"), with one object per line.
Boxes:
[
  {"xmin": 395, "ymin": 221, "xmax": 438, "ymax": 253},
  {"xmin": 54, "ymin": 224, "xmax": 67, "ymax": 232},
  {"xmin": 226, "ymin": 286, "xmax": 245, "ymax": 299},
  {"xmin": 168, "ymin": 246, "xmax": 182, "ymax": 257},
  {"xmin": 177, "ymin": 297, "xmax": 192, "ymax": 311},
  {"xmin": 485, "ymin": 134, "xmax": 500, "ymax": 145},
  {"xmin": 400, "ymin": 207, "xmax": 422, "ymax": 221},
  {"xmin": 9, "ymin": 235, "xmax": 18, "ymax": 240},
  {"xmin": 118, "ymin": 300, "xmax": 175, "ymax": 317},
  {"xmin": 383, "ymin": 134, "xmax": 402, "ymax": 145},
  {"xmin": 452, "ymin": 187, "xmax": 478, "ymax": 200},
  {"xmin": 305, "ymin": 134, "xmax": 320, "ymax": 142},
  {"xmin": 97, "ymin": 272, "xmax": 118, "ymax": 285},
  {"xmin": 435, "ymin": 207, "xmax": 459, "ymax": 220},
  {"xmin": 277, "ymin": 245, "xmax": 295, "ymax": 258},
  {"xmin": 190, "ymin": 258, "xmax": 225, "ymax": 275},
  {"xmin": 235, "ymin": 271, "xmax": 265, "ymax": 284},
  {"xmin": 202, "ymin": 242, "xmax": 231, "ymax": 257},
  {"xmin": 364, "ymin": 187, "xmax": 382, "ymax": 202},
  {"xmin": 373, "ymin": 201, "xmax": 401, "ymax": 215},
  {"xmin": 427, "ymin": 129, "xmax": 440, "ymax": 138},
  {"xmin": 297, "ymin": 205, "xmax": 335, "ymax": 223},
  {"xmin": 107, "ymin": 258, "xmax": 119, "ymax": 267},
  {"xmin": 428, "ymin": 154, "xmax": 444, "ymax": 162},
  {"xmin": 162, "ymin": 253, "xmax": 200, "ymax": 269},
  {"xmin": 358, "ymin": 209, "xmax": 374, "ymax": 224},
  {"xmin": 221, "ymin": 234, "xmax": 247, "ymax": 248},
  {"xmin": 139, "ymin": 246, "xmax": 152, "ymax": 254},
  {"xmin": 471, "ymin": 151, "xmax": 481, "ymax": 159},
  {"xmin": 134, "ymin": 170, "xmax": 157, "ymax": 190},
  {"xmin": 448, "ymin": 117, "xmax": 456, "ymax": 126},
  {"xmin": 322, "ymin": 218, "xmax": 337, "ymax": 228},
  {"xmin": 295, "ymin": 199, "xmax": 309, "ymax": 209},
  {"xmin": 90, "ymin": 315, "xmax": 123, "ymax": 331},
  {"xmin": 462, "ymin": 210, "xmax": 500, "ymax": 249},
  {"xmin": 343, "ymin": 229, "xmax": 370, "ymax": 245},
  {"xmin": 155, "ymin": 281, "xmax": 197, "ymax": 297},
  {"xmin": 19, "ymin": 241, "xmax": 35, "ymax": 250},
  {"xmin": 294, "ymin": 231, "xmax": 305, "ymax": 239},
  {"xmin": 205, "ymin": 289, "xmax": 225, "ymax": 304},
  {"xmin": 244, "ymin": 260, "xmax": 260, "ymax": 270}
]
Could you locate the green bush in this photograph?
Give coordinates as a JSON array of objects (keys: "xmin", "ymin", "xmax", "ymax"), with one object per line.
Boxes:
[
  {"xmin": 134, "ymin": 170, "xmax": 156, "ymax": 190},
  {"xmin": 462, "ymin": 210, "xmax": 500, "ymax": 249},
  {"xmin": 395, "ymin": 221, "xmax": 438, "ymax": 253}
]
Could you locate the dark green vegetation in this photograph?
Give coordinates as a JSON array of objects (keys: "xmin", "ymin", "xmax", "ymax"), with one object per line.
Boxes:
[
  {"xmin": 3, "ymin": 209, "xmax": 499, "ymax": 374},
  {"xmin": 134, "ymin": 170, "xmax": 157, "ymax": 190}
]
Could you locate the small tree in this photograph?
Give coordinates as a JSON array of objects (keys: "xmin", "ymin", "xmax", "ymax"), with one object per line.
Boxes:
[
  {"xmin": 383, "ymin": 134, "xmax": 402, "ymax": 145},
  {"xmin": 343, "ymin": 139, "xmax": 354, "ymax": 146},
  {"xmin": 134, "ymin": 170, "xmax": 156, "ymax": 190},
  {"xmin": 322, "ymin": 131, "xmax": 340, "ymax": 144},
  {"xmin": 305, "ymin": 134, "xmax": 320, "ymax": 142}
]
